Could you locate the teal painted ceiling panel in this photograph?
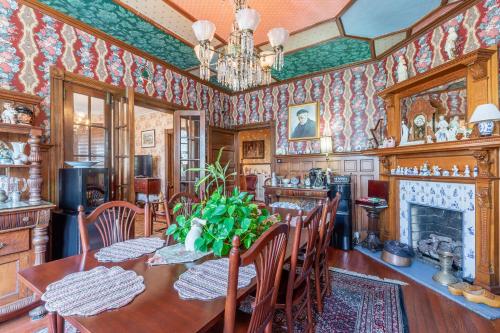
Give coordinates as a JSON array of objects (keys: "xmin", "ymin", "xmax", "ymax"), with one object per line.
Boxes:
[
  {"xmin": 38, "ymin": 0, "xmax": 199, "ymax": 69},
  {"xmin": 272, "ymin": 38, "xmax": 372, "ymax": 81}
]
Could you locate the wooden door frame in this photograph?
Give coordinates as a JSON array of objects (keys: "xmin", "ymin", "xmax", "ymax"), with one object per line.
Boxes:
[
  {"xmin": 233, "ymin": 120, "xmax": 276, "ymax": 174},
  {"xmin": 165, "ymin": 128, "xmax": 174, "ymax": 200},
  {"xmin": 207, "ymin": 126, "xmax": 239, "ymax": 188}
]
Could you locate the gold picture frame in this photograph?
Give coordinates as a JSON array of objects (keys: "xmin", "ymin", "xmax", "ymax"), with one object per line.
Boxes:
[{"xmin": 288, "ymin": 101, "xmax": 320, "ymax": 141}]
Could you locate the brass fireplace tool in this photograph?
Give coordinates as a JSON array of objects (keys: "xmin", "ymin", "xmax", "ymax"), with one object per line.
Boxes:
[{"xmin": 432, "ymin": 251, "xmax": 459, "ymax": 285}]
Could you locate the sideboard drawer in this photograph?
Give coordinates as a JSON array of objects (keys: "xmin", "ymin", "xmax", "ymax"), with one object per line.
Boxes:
[{"xmin": 0, "ymin": 229, "xmax": 30, "ymax": 256}]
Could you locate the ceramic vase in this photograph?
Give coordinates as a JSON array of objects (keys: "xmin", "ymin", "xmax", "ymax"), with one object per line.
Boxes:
[
  {"xmin": 477, "ymin": 120, "xmax": 494, "ymax": 136},
  {"xmin": 11, "ymin": 142, "xmax": 28, "ymax": 165},
  {"xmin": 185, "ymin": 218, "xmax": 206, "ymax": 252}
]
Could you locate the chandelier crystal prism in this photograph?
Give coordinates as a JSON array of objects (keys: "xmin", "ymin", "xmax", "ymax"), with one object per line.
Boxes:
[{"xmin": 191, "ymin": 0, "xmax": 288, "ymax": 91}]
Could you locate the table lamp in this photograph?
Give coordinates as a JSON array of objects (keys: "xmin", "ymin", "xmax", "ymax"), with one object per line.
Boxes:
[
  {"xmin": 320, "ymin": 136, "xmax": 333, "ymax": 161},
  {"xmin": 469, "ymin": 103, "xmax": 500, "ymax": 136}
]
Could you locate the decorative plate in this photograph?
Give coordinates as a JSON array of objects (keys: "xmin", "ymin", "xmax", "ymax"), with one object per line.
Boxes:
[{"xmin": 65, "ymin": 161, "xmax": 99, "ymax": 168}]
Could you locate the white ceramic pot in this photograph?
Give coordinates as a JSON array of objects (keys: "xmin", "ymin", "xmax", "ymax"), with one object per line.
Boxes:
[{"xmin": 185, "ymin": 218, "xmax": 206, "ymax": 252}]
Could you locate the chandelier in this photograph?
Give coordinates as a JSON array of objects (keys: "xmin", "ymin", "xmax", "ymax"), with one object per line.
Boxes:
[{"xmin": 191, "ymin": 0, "xmax": 289, "ymax": 91}]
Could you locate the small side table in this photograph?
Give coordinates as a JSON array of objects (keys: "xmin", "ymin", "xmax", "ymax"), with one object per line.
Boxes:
[
  {"xmin": 134, "ymin": 177, "xmax": 161, "ymax": 204},
  {"xmin": 355, "ymin": 202, "xmax": 388, "ymax": 251}
]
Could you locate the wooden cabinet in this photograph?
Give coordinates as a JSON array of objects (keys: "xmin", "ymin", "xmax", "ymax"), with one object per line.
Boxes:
[
  {"xmin": 0, "ymin": 89, "xmax": 55, "ymax": 309},
  {"xmin": 134, "ymin": 177, "xmax": 161, "ymax": 203}
]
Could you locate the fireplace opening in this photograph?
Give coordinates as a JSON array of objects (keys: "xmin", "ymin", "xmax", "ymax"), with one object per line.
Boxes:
[{"xmin": 409, "ymin": 204, "xmax": 463, "ymax": 275}]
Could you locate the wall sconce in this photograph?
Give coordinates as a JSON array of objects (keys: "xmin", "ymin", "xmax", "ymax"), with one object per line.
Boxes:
[{"xmin": 320, "ymin": 136, "xmax": 333, "ymax": 161}]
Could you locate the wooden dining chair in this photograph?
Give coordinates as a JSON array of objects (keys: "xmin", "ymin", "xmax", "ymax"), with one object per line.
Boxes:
[
  {"xmin": 224, "ymin": 223, "xmax": 289, "ymax": 333},
  {"xmin": 276, "ymin": 203, "xmax": 323, "ymax": 332},
  {"xmin": 165, "ymin": 192, "xmax": 201, "ymax": 227},
  {"xmin": 77, "ymin": 200, "xmax": 151, "ymax": 252},
  {"xmin": 314, "ymin": 192, "xmax": 341, "ymax": 313}
]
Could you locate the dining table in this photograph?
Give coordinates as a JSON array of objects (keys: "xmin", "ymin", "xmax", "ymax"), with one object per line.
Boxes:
[{"xmin": 17, "ymin": 207, "xmax": 307, "ymax": 333}]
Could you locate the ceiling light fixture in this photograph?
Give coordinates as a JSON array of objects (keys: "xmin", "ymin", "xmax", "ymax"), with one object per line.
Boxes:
[{"xmin": 191, "ymin": 0, "xmax": 288, "ymax": 91}]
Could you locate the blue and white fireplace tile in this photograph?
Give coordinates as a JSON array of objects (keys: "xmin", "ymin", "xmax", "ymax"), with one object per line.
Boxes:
[{"xmin": 399, "ymin": 180, "xmax": 476, "ymax": 280}]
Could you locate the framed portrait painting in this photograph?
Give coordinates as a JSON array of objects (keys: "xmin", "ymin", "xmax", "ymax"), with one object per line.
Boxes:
[
  {"xmin": 141, "ymin": 129, "xmax": 155, "ymax": 148},
  {"xmin": 242, "ymin": 140, "xmax": 265, "ymax": 159},
  {"xmin": 288, "ymin": 102, "xmax": 320, "ymax": 140}
]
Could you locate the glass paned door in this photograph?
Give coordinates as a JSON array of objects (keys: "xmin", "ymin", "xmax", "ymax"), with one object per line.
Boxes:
[
  {"xmin": 64, "ymin": 84, "xmax": 110, "ymax": 167},
  {"xmin": 112, "ymin": 89, "xmax": 134, "ymax": 201},
  {"xmin": 174, "ymin": 110, "xmax": 206, "ymax": 195}
]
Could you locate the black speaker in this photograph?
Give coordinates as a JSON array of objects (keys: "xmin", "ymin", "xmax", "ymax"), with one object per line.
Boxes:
[{"xmin": 328, "ymin": 176, "xmax": 352, "ymax": 250}]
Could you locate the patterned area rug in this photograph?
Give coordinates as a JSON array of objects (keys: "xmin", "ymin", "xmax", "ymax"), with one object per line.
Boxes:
[{"xmin": 242, "ymin": 268, "xmax": 408, "ymax": 333}]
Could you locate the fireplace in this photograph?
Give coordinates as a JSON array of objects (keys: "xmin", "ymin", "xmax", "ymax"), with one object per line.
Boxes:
[
  {"xmin": 399, "ymin": 180, "xmax": 476, "ymax": 280},
  {"xmin": 409, "ymin": 204, "xmax": 464, "ymax": 274}
]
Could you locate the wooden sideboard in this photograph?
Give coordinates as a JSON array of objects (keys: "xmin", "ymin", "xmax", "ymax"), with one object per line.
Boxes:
[
  {"xmin": 134, "ymin": 177, "xmax": 161, "ymax": 204},
  {"xmin": 273, "ymin": 153, "xmax": 379, "ymax": 238},
  {"xmin": 263, "ymin": 185, "xmax": 329, "ymax": 205}
]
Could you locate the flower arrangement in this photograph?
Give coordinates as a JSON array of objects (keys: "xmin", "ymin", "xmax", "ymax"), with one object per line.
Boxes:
[{"xmin": 166, "ymin": 148, "xmax": 276, "ymax": 256}]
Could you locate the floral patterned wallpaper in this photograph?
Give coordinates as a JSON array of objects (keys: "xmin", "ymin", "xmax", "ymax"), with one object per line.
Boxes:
[
  {"xmin": 231, "ymin": 0, "xmax": 500, "ymax": 155},
  {"xmin": 0, "ymin": 0, "xmax": 232, "ymax": 141}
]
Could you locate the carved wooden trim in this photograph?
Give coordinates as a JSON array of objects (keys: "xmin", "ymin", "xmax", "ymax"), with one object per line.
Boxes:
[
  {"xmin": 472, "ymin": 150, "xmax": 493, "ymax": 177},
  {"xmin": 379, "ymin": 157, "xmax": 391, "ymax": 171},
  {"xmin": 469, "ymin": 61, "xmax": 488, "ymax": 81},
  {"xmin": 384, "ymin": 96, "xmax": 394, "ymax": 108},
  {"xmin": 477, "ymin": 186, "xmax": 491, "ymax": 209},
  {"xmin": 32, "ymin": 223, "xmax": 49, "ymax": 266},
  {"xmin": 28, "ymin": 133, "xmax": 43, "ymax": 204}
]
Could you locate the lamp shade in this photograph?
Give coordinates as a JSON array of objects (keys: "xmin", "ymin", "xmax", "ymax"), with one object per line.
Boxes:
[
  {"xmin": 320, "ymin": 136, "xmax": 333, "ymax": 154},
  {"xmin": 192, "ymin": 20, "xmax": 216, "ymax": 42},
  {"xmin": 267, "ymin": 27, "xmax": 289, "ymax": 47},
  {"xmin": 469, "ymin": 103, "xmax": 500, "ymax": 123},
  {"xmin": 236, "ymin": 8, "xmax": 261, "ymax": 31}
]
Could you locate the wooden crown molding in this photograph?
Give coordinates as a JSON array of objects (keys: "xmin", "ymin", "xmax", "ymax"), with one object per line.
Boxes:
[
  {"xmin": 0, "ymin": 87, "xmax": 43, "ymax": 104},
  {"xmin": 378, "ymin": 48, "xmax": 496, "ymax": 97}
]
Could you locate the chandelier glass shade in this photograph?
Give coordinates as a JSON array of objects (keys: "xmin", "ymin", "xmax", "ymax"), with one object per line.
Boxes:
[{"xmin": 191, "ymin": 1, "xmax": 288, "ymax": 91}]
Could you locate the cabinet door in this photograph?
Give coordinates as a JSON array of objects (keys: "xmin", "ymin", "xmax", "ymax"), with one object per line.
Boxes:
[{"xmin": 0, "ymin": 251, "xmax": 30, "ymax": 306}]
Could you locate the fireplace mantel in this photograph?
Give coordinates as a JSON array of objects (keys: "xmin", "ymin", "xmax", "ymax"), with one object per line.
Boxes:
[{"xmin": 366, "ymin": 47, "xmax": 500, "ymax": 293}]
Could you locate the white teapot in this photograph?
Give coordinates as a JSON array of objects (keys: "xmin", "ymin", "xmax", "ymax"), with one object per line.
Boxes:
[{"xmin": 185, "ymin": 218, "xmax": 206, "ymax": 252}]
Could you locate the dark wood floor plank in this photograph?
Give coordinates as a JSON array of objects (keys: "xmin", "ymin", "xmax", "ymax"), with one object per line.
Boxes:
[{"xmin": 328, "ymin": 249, "xmax": 500, "ymax": 333}]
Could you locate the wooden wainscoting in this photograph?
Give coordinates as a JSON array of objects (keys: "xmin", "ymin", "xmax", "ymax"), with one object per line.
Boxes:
[{"xmin": 274, "ymin": 153, "xmax": 379, "ymax": 238}]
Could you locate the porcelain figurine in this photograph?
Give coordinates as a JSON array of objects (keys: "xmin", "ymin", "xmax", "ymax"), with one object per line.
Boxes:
[
  {"xmin": 1, "ymin": 103, "xmax": 17, "ymax": 124},
  {"xmin": 421, "ymin": 162, "xmax": 430, "ymax": 176},
  {"xmin": 400, "ymin": 121, "xmax": 409, "ymax": 145},
  {"xmin": 442, "ymin": 170, "xmax": 450, "ymax": 177},
  {"xmin": 271, "ymin": 172, "xmax": 277, "ymax": 186},
  {"xmin": 435, "ymin": 115, "xmax": 449, "ymax": 142},
  {"xmin": 413, "ymin": 166, "xmax": 419, "ymax": 175},
  {"xmin": 0, "ymin": 190, "xmax": 7, "ymax": 203},
  {"xmin": 396, "ymin": 55, "xmax": 408, "ymax": 82},
  {"xmin": 449, "ymin": 115, "xmax": 460, "ymax": 130},
  {"xmin": 473, "ymin": 165, "xmax": 479, "ymax": 177},
  {"xmin": 10, "ymin": 142, "xmax": 28, "ymax": 165},
  {"xmin": 386, "ymin": 137, "xmax": 396, "ymax": 148},
  {"xmin": 464, "ymin": 165, "xmax": 471, "ymax": 177},
  {"xmin": 396, "ymin": 166, "xmax": 402, "ymax": 175},
  {"xmin": 452, "ymin": 165, "xmax": 460, "ymax": 177},
  {"xmin": 432, "ymin": 165, "xmax": 441, "ymax": 176},
  {"xmin": 391, "ymin": 168, "xmax": 396, "ymax": 175},
  {"xmin": 426, "ymin": 135, "xmax": 434, "ymax": 144},
  {"xmin": 445, "ymin": 27, "xmax": 458, "ymax": 60},
  {"xmin": 184, "ymin": 218, "xmax": 206, "ymax": 252}
]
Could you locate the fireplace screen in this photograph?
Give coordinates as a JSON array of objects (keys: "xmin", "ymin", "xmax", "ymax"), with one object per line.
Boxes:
[{"xmin": 409, "ymin": 204, "xmax": 463, "ymax": 272}]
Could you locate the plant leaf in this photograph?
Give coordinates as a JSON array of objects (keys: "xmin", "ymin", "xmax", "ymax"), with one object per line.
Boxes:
[
  {"xmin": 166, "ymin": 224, "xmax": 177, "ymax": 235},
  {"xmin": 213, "ymin": 239, "xmax": 224, "ymax": 256},
  {"xmin": 173, "ymin": 202, "xmax": 183, "ymax": 214},
  {"xmin": 241, "ymin": 217, "xmax": 251, "ymax": 231}
]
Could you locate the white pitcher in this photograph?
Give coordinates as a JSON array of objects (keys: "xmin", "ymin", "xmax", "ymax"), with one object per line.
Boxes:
[
  {"xmin": 10, "ymin": 142, "xmax": 28, "ymax": 165},
  {"xmin": 185, "ymin": 218, "xmax": 206, "ymax": 252}
]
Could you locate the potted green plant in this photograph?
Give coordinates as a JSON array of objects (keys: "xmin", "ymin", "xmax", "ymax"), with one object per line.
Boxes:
[{"xmin": 166, "ymin": 148, "xmax": 277, "ymax": 256}]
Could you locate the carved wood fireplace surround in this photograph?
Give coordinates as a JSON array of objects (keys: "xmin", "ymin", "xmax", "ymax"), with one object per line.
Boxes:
[{"xmin": 365, "ymin": 47, "xmax": 500, "ymax": 293}]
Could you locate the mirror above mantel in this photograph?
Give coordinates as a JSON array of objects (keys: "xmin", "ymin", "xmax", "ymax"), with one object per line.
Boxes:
[{"xmin": 378, "ymin": 47, "xmax": 499, "ymax": 148}]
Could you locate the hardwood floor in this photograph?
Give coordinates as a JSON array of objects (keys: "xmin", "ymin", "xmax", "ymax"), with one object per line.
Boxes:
[
  {"xmin": 2, "ymin": 243, "xmax": 498, "ymax": 332},
  {"xmin": 329, "ymin": 248, "xmax": 500, "ymax": 333}
]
